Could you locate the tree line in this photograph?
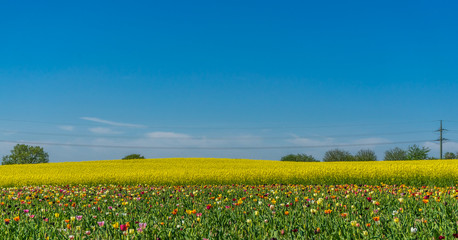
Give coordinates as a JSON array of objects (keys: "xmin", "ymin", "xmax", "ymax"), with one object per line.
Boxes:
[
  {"xmin": 1, "ymin": 143, "xmax": 457, "ymax": 165},
  {"xmin": 281, "ymin": 144, "xmax": 458, "ymax": 162}
]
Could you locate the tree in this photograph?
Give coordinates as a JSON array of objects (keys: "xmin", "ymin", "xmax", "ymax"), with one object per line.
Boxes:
[
  {"xmin": 281, "ymin": 153, "xmax": 318, "ymax": 162},
  {"xmin": 406, "ymin": 144, "xmax": 430, "ymax": 160},
  {"xmin": 354, "ymin": 149, "xmax": 377, "ymax": 161},
  {"xmin": 384, "ymin": 147, "xmax": 407, "ymax": 161},
  {"xmin": 2, "ymin": 144, "xmax": 49, "ymax": 165},
  {"xmin": 122, "ymin": 154, "xmax": 145, "ymax": 160},
  {"xmin": 443, "ymin": 152, "xmax": 456, "ymax": 159},
  {"xmin": 323, "ymin": 149, "xmax": 354, "ymax": 162}
]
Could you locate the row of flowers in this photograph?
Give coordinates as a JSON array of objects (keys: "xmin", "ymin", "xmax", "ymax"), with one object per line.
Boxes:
[{"xmin": 1, "ymin": 183, "xmax": 457, "ymax": 239}]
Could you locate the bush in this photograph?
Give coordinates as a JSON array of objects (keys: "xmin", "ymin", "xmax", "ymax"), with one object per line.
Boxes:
[
  {"xmin": 122, "ymin": 154, "xmax": 145, "ymax": 160},
  {"xmin": 384, "ymin": 147, "xmax": 407, "ymax": 161},
  {"xmin": 2, "ymin": 144, "xmax": 49, "ymax": 165},
  {"xmin": 354, "ymin": 149, "xmax": 377, "ymax": 161},
  {"xmin": 444, "ymin": 152, "xmax": 457, "ymax": 159},
  {"xmin": 281, "ymin": 154, "xmax": 318, "ymax": 162},
  {"xmin": 406, "ymin": 144, "xmax": 430, "ymax": 160},
  {"xmin": 323, "ymin": 149, "xmax": 354, "ymax": 162}
]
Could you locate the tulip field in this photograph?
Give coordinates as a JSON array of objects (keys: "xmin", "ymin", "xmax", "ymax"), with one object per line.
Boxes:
[{"xmin": 0, "ymin": 158, "xmax": 457, "ymax": 239}]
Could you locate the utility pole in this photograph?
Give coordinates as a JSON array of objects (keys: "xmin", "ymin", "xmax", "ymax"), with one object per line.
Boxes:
[{"xmin": 435, "ymin": 120, "xmax": 447, "ymax": 159}]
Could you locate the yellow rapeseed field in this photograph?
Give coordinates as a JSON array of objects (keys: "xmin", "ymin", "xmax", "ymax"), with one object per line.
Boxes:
[{"xmin": 0, "ymin": 158, "xmax": 456, "ymax": 187}]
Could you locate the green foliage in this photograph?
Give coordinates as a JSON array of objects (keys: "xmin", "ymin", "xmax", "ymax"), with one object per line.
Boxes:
[
  {"xmin": 384, "ymin": 147, "xmax": 407, "ymax": 161},
  {"xmin": 444, "ymin": 152, "xmax": 457, "ymax": 159},
  {"xmin": 323, "ymin": 149, "xmax": 354, "ymax": 162},
  {"xmin": 280, "ymin": 153, "xmax": 318, "ymax": 162},
  {"xmin": 406, "ymin": 144, "xmax": 430, "ymax": 160},
  {"xmin": 354, "ymin": 149, "xmax": 377, "ymax": 161},
  {"xmin": 2, "ymin": 144, "xmax": 49, "ymax": 165},
  {"xmin": 122, "ymin": 154, "xmax": 145, "ymax": 160}
]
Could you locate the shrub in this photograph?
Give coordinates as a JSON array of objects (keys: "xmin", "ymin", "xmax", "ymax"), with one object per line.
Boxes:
[
  {"xmin": 354, "ymin": 149, "xmax": 377, "ymax": 161},
  {"xmin": 281, "ymin": 154, "xmax": 318, "ymax": 162},
  {"xmin": 122, "ymin": 154, "xmax": 145, "ymax": 160},
  {"xmin": 444, "ymin": 152, "xmax": 457, "ymax": 159},
  {"xmin": 384, "ymin": 147, "xmax": 407, "ymax": 161},
  {"xmin": 323, "ymin": 149, "xmax": 354, "ymax": 162},
  {"xmin": 406, "ymin": 144, "xmax": 430, "ymax": 160}
]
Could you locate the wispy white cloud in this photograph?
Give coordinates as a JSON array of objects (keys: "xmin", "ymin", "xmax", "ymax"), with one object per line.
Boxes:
[
  {"xmin": 424, "ymin": 141, "xmax": 458, "ymax": 153},
  {"xmin": 12, "ymin": 128, "xmax": 414, "ymax": 163},
  {"xmin": 1, "ymin": 131, "xmax": 17, "ymax": 136},
  {"xmin": 289, "ymin": 136, "xmax": 391, "ymax": 147},
  {"xmin": 0, "ymin": 142, "xmax": 16, "ymax": 156},
  {"xmin": 81, "ymin": 117, "xmax": 146, "ymax": 128},
  {"xmin": 146, "ymin": 132, "xmax": 191, "ymax": 139},
  {"xmin": 352, "ymin": 137, "xmax": 391, "ymax": 146},
  {"xmin": 89, "ymin": 127, "xmax": 122, "ymax": 134},
  {"xmin": 443, "ymin": 141, "xmax": 458, "ymax": 152},
  {"xmin": 144, "ymin": 132, "xmax": 266, "ymax": 147},
  {"xmin": 287, "ymin": 135, "xmax": 334, "ymax": 146},
  {"xmin": 58, "ymin": 125, "xmax": 75, "ymax": 131},
  {"xmin": 142, "ymin": 131, "xmax": 209, "ymax": 148}
]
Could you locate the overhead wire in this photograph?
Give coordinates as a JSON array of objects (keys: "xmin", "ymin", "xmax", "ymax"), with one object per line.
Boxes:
[
  {"xmin": 0, "ymin": 119, "xmax": 446, "ymax": 151},
  {"xmin": 0, "ymin": 129, "xmax": 434, "ymax": 140},
  {"xmin": 0, "ymin": 118, "xmax": 439, "ymax": 130},
  {"xmin": 0, "ymin": 139, "xmax": 432, "ymax": 150}
]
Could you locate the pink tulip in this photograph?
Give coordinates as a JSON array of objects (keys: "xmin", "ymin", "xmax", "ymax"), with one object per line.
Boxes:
[
  {"xmin": 120, "ymin": 224, "xmax": 127, "ymax": 231},
  {"xmin": 139, "ymin": 223, "xmax": 147, "ymax": 229}
]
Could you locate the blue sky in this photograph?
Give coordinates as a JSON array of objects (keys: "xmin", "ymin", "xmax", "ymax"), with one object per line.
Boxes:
[{"xmin": 1, "ymin": 1, "xmax": 457, "ymax": 162}]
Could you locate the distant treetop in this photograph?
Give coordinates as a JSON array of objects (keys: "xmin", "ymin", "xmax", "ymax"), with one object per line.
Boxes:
[
  {"xmin": 281, "ymin": 153, "xmax": 318, "ymax": 162},
  {"xmin": 2, "ymin": 144, "xmax": 49, "ymax": 165},
  {"xmin": 122, "ymin": 154, "xmax": 145, "ymax": 160}
]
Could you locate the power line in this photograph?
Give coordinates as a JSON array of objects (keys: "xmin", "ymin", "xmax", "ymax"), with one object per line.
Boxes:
[
  {"xmin": 0, "ymin": 118, "xmax": 101, "ymax": 127},
  {"xmin": 0, "ymin": 129, "xmax": 433, "ymax": 140},
  {"xmin": 0, "ymin": 139, "xmax": 431, "ymax": 150},
  {"xmin": 0, "ymin": 118, "xmax": 437, "ymax": 130},
  {"xmin": 441, "ymin": 120, "xmax": 458, "ymax": 123}
]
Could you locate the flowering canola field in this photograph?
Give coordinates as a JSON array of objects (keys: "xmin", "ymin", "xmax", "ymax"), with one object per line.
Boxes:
[
  {"xmin": 0, "ymin": 158, "xmax": 457, "ymax": 187},
  {"xmin": 0, "ymin": 159, "xmax": 457, "ymax": 239}
]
